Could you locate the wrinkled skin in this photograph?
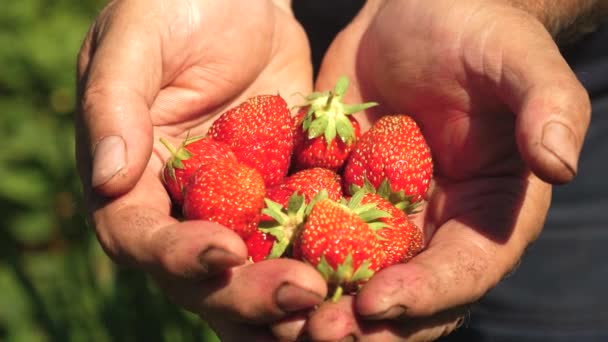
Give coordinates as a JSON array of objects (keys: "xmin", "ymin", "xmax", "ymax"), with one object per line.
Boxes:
[
  {"xmin": 76, "ymin": 1, "xmax": 327, "ymax": 340},
  {"xmin": 77, "ymin": 0, "xmax": 591, "ymax": 341},
  {"xmin": 273, "ymin": 0, "xmax": 590, "ymax": 340}
]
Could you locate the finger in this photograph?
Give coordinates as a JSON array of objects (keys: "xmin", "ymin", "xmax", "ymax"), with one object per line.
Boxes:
[
  {"xmin": 306, "ymin": 296, "xmax": 466, "ymax": 342},
  {"xmin": 355, "ymin": 174, "xmax": 550, "ymax": 319},
  {"xmin": 91, "ymin": 165, "xmax": 248, "ymax": 279},
  {"xmin": 474, "ymin": 11, "xmax": 591, "ymax": 184},
  {"xmin": 92, "ymin": 167, "xmax": 326, "ymax": 324},
  {"xmin": 77, "ymin": 1, "xmax": 162, "ymax": 196},
  {"xmin": 270, "ymin": 312, "xmax": 308, "ymax": 341},
  {"xmin": 194, "ymin": 259, "xmax": 327, "ymax": 324}
]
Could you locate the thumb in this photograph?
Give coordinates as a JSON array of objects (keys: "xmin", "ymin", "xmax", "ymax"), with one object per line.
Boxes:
[
  {"xmin": 76, "ymin": 4, "xmax": 161, "ymax": 197},
  {"xmin": 497, "ymin": 19, "xmax": 591, "ymax": 184}
]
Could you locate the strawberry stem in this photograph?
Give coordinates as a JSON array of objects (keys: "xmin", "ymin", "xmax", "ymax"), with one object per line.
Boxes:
[
  {"xmin": 324, "ymin": 92, "xmax": 334, "ymax": 110},
  {"xmin": 331, "ymin": 285, "xmax": 344, "ymax": 303},
  {"xmin": 159, "ymin": 137, "xmax": 177, "ymax": 156}
]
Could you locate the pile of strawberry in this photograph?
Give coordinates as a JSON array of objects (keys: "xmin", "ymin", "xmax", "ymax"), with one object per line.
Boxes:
[{"xmin": 160, "ymin": 77, "xmax": 433, "ymax": 301}]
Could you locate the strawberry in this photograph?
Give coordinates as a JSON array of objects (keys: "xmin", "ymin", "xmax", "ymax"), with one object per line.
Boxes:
[
  {"xmin": 360, "ymin": 193, "xmax": 425, "ymax": 268},
  {"xmin": 267, "ymin": 167, "xmax": 343, "ymax": 207},
  {"xmin": 160, "ymin": 135, "xmax": 236, "ymax": 205},
  {"xmin": 182, "ymin": 159, "xmax": 266, "ymax": 239},
  {"xmin": 245, "ymin": 229, "xmax": 275, "ymax": 263},
  {"xmin": 207, "ymin": 94, "xmax": 293, "ymax": 187},
  {"xmin": 344, "ymin": 114, "xmax": 433, "ymax": 206},
  {"xmin": 292, "ymin": 76, "xmax": 376, "ymax": 172},
  {"xmin": 256, "ymin": 168, "xmax": 343, "ymax": 259},
  {"xmin": 293, "ymin": 191, "xmax": 390, "ymax": 301}
]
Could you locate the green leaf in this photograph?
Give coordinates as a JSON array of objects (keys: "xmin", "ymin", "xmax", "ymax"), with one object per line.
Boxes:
[
  {"xmin": 308, "ymin": 115, "xmax": 329, "ymax": 139},
  {"xmin": 350, "ymin": 260, "xmax": 374, "ymax": 283},
  {"xmin": 347, "ymin": 189, "xmax": 365, "ymax": 209},
  {"xmin": 335, "ymin": 253, "xmax": 355, "ymax": 281},
  {"xmin": 377, "ymin": 179, "xmax": 393, "ymax": 198},
  {"xmin": 302, "ymin": 108, "xmax": 314, "ymax": 130},
  {"xmin": 335, "ymin": 115, "xmax": 355, "ymax": 143},
  {"xmin": 316, "ymin": 256, "xmax": 334, "ymax": 281},
  {"xmin": 368, "ymin": 222, "xmax": 390, "ymax": 231},
  {"xmin": 286, "ymin": 192, "xmax": 305, "ymax": 215},
  {"xmin": 184, "ymin": 134, "xmax": 205, "ymax": 145},
  {"xmin": 173, "ymin": 159, "xmax": 184, "ymax": 169},
  {"xmin": 305, "ymin": 91, "xmax": 328, "ymax": 102},
  {"xmin": 175, "ymin": 148, "xmax": 192, "ymax": 161},
  {"xmin": 324, "ymin": 117, "xmax": 337, "ymax": 145},
  {"xmin": 262, "ymin": 199, "xmax": 288, "ymax": 225},
  {"xmin": 333, "ymin": 76, "xmax": 349, "ymax": 97},
  {"xmin": 305, "ymin": 190, "xmax": 328, "ymax": 216},
  {"xmin": 358, "ymin": 209, "xmax": 391, "ymax": 223},
  {"xmin": 342, "ymin": 101, "xmax": 378, "ymax": 114}
]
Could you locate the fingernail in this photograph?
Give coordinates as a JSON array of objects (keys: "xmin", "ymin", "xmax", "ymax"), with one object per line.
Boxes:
[
  {"xmin": 92, "ymin": 135, "xmax": 126, "ymax": 187},
  {"xmin": 275, "ymin": 283, "xmax": 324, "ymax": 313},
  {"xmin": 541, "ymin": 121, "xmax": 578, "ymax": 177},
  {"xmin": 199, "ymin": 247, "xmax": 245, "ymax": 275},
  {"xmin": 361, "ymin": 305, "xmax": 406, "ymax": 320},
  {"xmin": 338, "ymin": 335, "xmax": 356, "ymax": 342}
]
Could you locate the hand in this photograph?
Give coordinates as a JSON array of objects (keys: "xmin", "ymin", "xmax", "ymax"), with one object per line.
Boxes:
[
  {"xmin": 273, "ymin": 0, "xmax": 590, "ymax": 340},
  {"xmin": 75, "ymin": 0, "xmax": 326, "ymax": 340}
]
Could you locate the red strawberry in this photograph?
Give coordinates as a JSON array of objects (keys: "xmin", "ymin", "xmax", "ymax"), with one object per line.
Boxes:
[
  {"xmin": 160, "ymin": 135, "xmax": 236, "ymax": 205},
  {"xmin": 293, "ymin": 192, "xmax": 389, "ymax": 301},
  {"xmin": 207, "ymin": 94, "xmax": 293, "ymax": 187},
  {"xmin": 360, "ymin": 193, "xmax": 424, "ymax": 268},
  {"xmin": 258, "ymin": 168, "xmax": 343, "ymax": 259},
  {"xmin": 267, "ymin": 167, "xmax": 343, "ymax": 207},
  {"xmin": 246, "ymin": 230, "xmax": 275, "ymax": 262},
  {"xmin": 292, "ymin": 76, "xmax": 376, "ymax": 172},
  {"xmin": 344, "ymin": 115, "xmax": 433, "ymax": 205},
  {"xmin": 182, "ymin": 159, "xmax": 266, "ymax": 239}
]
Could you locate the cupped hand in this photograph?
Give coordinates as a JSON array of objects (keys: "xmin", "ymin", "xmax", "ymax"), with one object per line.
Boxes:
[
  {"xmin": 273, "ymin": 0, "xmax": 591, "ymax": 340},
  {"xmin": 75, "ymin": 0, "xmax": 326, "ymax": 340}
]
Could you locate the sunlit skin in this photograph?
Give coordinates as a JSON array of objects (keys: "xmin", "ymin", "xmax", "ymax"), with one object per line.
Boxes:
[
  {"xmin": 76, "ymin": 1, "xmax": 328, "ymax": 340},
  {"xmin": 77, "ymin": 0, "xmax": 592, "ymax": 341},
  {"xmin": 270, "ymin": 0, "xmax": 590, "ymax": 340}
]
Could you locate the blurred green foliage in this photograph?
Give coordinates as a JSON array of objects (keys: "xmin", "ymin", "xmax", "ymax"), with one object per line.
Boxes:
[{"xmin": 0, "ymin": 1, "xmax": 218, "ymax": 341}]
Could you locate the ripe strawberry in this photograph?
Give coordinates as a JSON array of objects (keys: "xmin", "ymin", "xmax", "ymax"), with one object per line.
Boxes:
[
  {"xmin": 245, "ymin": 230, "xmax": 275, "ymax": 262},
  {"xmin": 160, "ymin": 135, "xmax": 236, "ymax": 205},
  {"xmin": 360, "ymin": 193, "xmax": 424, "ymax": 268},
  {"xmin": 207, "ymin": 94, "xmax": 293, "ymax": 187},
  {"xmin": 292, "ymin": 76, "xmax": 376, "ymax": 172},
  {"xmin": 182, "ymin": 159, "xmax": 265, "ymax": 239},
  {"xmin": 293, "ymin": 191, "xmax": 389, "ymax": 301},
  {"xmin": 267, "ymin": 167, "xmax": 343, "ymax": 207},
  {"xmin": 344, "ymin": 115, "xmax": 433, "ymax": 205},
  {"xmin": 257, "ymin": 168, "xmax": 343, "ymax": 260}
]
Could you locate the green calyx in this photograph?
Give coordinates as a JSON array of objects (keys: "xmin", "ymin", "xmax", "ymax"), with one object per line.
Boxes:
[
  {"xmin": 316, "ymin": 253, "xmax": 375, "ymax": 302},
  {"xmin": 300, "ymin": 75, "xmax": 377, "ymax": 147},
  {"xmin": 259, "ymin": 192, "xmax": 308, "ymax": 259},
  {"xmin": 341, "ymin": 188, "xmax": 392, "ymax": 232},
  {"xmin": 350, "ymin": 178, "xmax": 422, "ymax": 215},
  {"xmin": 159, "ymin": 133, "xmax": 204, "ymax": 182}
]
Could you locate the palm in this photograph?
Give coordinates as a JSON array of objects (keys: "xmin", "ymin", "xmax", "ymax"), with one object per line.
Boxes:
[
  {"xmin": 148, "ymin": 0, "xmax": 312, "ymax": 171},
  {"xmin": 306, "ymin": 0, "xmax": 557, "ymax": 339},
  {"xmin": 77, "ymin": 2, "xmax": 324, "ymax": 339},
  {"xmin": 354, "ymin": 0, "xmax": 549, "ymax": 243}
]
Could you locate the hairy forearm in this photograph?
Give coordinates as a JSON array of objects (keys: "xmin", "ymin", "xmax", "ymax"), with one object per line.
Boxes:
[{"xmin": 507, "ymin": 0, "xmax": 608, "ymax": 44}]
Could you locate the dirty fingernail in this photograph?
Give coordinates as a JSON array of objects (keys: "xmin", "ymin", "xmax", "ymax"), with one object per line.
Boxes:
[
  {"xmin": 199, "ymin": 247, "xmax": 245, "ymax": 275},
  {"xmin": 92, "ymin": 135, "xmax": 126, "ymax": 187},
  {"xmin": 542, "ymin": 121, "xmax": 578, "ymax": 177},
  {"xmin": 275, "ymin": 283, "xmax": 324, "ymax": 313}
]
